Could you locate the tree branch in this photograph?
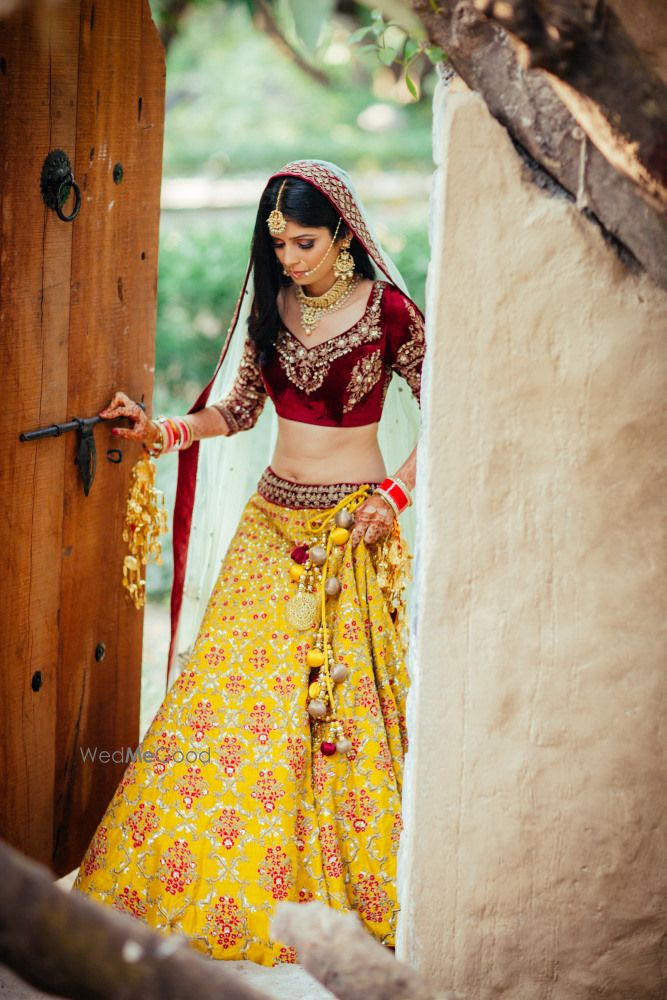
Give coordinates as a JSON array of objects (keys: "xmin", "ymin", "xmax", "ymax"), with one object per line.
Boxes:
[
  {"xmin": 253, "ymin": 0, "xmax": 331, "ymax": 88},
  {"xmin": 409, "ymin": 0, "xmax": 667, "ymax": 290},
  {"xmin": 473, "ymin": 0, "xmax": 667, "ymax": 208}
]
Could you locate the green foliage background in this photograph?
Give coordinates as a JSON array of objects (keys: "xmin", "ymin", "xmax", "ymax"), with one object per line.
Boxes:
[
  {"xmin": 146, "ymin": 1, "xmax": 433, "ymax": 598},
  {"xmin": 161, "ymin": 5, "xmax": 434, "ymax": 176}
]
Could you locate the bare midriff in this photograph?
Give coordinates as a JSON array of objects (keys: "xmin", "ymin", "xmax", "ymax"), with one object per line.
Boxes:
[{"xmin": 270, "ymin": 416, "xmax": 387, "ymax": 484}]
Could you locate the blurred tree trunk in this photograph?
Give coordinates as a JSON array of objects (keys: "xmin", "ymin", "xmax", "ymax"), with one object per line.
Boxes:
[{"xmin": 410, "ymin": 0, "xmax": 667, "ymax": 290}]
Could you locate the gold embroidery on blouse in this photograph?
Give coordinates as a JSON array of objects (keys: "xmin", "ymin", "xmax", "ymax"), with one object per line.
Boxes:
[
  {"xmin": 211, "ymin": 336, "xmax": 267, "ymax": 435},
  {"xmin": 276, "ymin": 282, "xmax": 386, "ymax": 395},
  {"xmin": 393, "ymin": 298, "xmax": 425, "ymax": 403},
  {"xmin": 343, "ymin": 349, "xmax": 385, "ymax": 414}
]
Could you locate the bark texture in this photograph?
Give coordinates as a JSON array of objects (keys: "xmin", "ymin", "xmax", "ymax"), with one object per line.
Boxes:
[
  {"xmin": 474, "ymin": 0, "xmax": 667, "ymax": 206},
  {"xmin": 410, "ymin": 0, "xmax": 667, "ymax": 290}
]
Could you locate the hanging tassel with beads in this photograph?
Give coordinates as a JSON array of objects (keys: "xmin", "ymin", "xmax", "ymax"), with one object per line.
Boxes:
[
  {"xmin": 122, "ymin": 457, "xmax": 168, "ymax": 609},
  {"xmin": 286, "ymin": 485, "xmax": 373, "ymax": 757},
  {"xmin": 373, "ymin": 522, "xmax": 412, "ymax": 655}
]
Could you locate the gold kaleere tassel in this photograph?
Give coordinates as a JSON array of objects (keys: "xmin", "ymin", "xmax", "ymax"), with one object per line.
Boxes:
[
  {"xmin": 374, "ymin": 524, "xmax": 412, "ymax": 654},
  {"xmin": 122, "ymin": 457, "xmax": 168, "ymax": 609}
]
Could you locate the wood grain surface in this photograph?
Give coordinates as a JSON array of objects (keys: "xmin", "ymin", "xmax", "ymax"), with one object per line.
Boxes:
[{"xmin": 0, "ymin": 0, "xmax": 165, "ymax": 876}]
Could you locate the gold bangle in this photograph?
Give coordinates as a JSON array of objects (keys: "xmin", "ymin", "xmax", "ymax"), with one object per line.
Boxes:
[
  {"xmin": 143, "ymin": 420, "xmax": 165, "ymax": 458},
  {"xmin": 374, "ymin": 488, "xmax": 400, "ymax": 519},
  {"xmin": 390, "ymin": 475, "xmax": 413, "ymax": 507}
]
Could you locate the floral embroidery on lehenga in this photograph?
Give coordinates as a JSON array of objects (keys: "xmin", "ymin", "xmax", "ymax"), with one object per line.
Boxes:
[
  {"xmin": 73, "ymin": 491, "xmax": 410, "ymax": 967},
  {"xmin": 258, "ymin": 845, "xmax": 295, "ymax": 901},
  {"xmin": 353, "ymin": 872, "xmax": 393, "ymax": 924},
  {"xmin": 128, "ymin": 802, "xmax": 159, "ymax": 847},
  {"xmin": 205, "ymin": 896, "xmax": 249, "ymax": 950},
  {"xmin": 213, "ymin": 807, "xmax": 243, "ymax": 850},
  {"xmin": 157, "ymin": 840, "xmax": 197, "ymax": 895},
  {"xmin": 113, "ymin": 887, "xmax": 148, "ymax": 919}
]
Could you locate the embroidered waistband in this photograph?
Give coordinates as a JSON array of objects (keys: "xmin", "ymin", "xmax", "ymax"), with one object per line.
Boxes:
[{"xmin": 257, "ymin": 466, "xmax": 379, "ymax": 509}]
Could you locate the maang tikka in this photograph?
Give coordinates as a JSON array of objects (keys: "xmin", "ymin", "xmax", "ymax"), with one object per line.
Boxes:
[{"xmin": 267, "ymin": 179, "xmax": 288, "ymax": 236}]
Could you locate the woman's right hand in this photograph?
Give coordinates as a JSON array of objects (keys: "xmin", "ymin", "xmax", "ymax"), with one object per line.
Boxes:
[{"xmin": 100, "ymin": 391, "xmax": 159, "ymax": 447}]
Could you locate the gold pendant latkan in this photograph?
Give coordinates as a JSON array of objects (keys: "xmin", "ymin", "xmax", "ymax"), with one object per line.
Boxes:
[{"xmin": 285, "ymin": 591, "xmax": 321, "ymax": 631}]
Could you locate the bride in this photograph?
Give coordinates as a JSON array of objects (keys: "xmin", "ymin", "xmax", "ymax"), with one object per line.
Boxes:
[{"xmin": 73, "ymin": 159, "xmax": 425, "ymax": 966}]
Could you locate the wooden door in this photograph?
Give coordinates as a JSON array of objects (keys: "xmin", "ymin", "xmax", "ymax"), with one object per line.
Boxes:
[{"xmin": 0, "ymin": 0, "xmax": 165, "ymax": 876}]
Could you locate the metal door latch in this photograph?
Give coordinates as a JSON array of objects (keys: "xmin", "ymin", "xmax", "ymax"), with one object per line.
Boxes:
[
  {"xmin": 40, "ymin": 149, "xmax": 82, "ymax": 223},
  {"xmin": 19, "ymin": 404, "xmax": 144, "ymax": 496}
]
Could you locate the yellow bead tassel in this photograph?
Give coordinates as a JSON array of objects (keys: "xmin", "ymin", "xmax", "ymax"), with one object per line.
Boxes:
[
  {"xmin": 374, "ymin": 523, "xmax": 412, "ymax": 655},
  {"xmin": 305, "ymin": 485, "xmax": 372, "ymax": 537},
  {"xmin": 305, "ymin": 485, "xmax": 373, "ymax": 753},
  {"xmin": 122, "ymin": 457, "xmax": 169, "ymax": 609}
]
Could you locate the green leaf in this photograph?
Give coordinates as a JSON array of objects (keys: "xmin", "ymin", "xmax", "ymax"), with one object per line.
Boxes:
[
  {"xmin": 370, "ymin": 9, "xmax": 384, "ymax": 21},
  {"xmin": 378, "ymin": 45, "xmax": 397, "ymax": 66},
  {"xmin": 403, "ymin": 38, "xmax": 419, "ymax": 61},
  {"xmin": 348, "ymin": 25, "xmax": 372, "ymax": 44},
  {"xmin": 286, "ymin": 0, "xmax": 334, "ymax": 53},
  {"xmin": 425, "ymin": 45, "xmax": 445, "ymax": 64},
  {"xmin": 405, "ymin": 71, "xmax": 418, "ymax": 98}
]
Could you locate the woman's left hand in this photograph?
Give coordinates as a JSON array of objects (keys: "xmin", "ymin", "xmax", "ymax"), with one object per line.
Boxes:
[{"xmin": 350, "ymin": 493, "xmax": 395, "ymax": 548}]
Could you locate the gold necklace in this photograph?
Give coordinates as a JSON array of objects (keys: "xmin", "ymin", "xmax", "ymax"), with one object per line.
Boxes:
[{"xmin": 296, "ymin": 274, "xmax": 358, "ymax": 336}]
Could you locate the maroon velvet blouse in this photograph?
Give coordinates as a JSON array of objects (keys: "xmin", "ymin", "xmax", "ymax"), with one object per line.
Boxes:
[{"xmin": 212, "ymin": 280, "xmax": 425, "ymax": 433}]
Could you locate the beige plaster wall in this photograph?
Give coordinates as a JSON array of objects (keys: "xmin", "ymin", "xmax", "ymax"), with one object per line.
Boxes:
[{"xmin": 397, "ymin": 82, "xmax": 667, "ymax": 999}]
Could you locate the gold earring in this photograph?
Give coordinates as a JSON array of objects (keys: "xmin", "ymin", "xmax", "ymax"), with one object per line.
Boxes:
[
  {"xmin": 333, "ymin": 236, "xmax": 355, "ymax": 280},
  {"xmin": 267, "ymin": 179, "xmax": 288, "ymax": 235},
  {"xmin": 301, "ymin": 219, "xmax": 342, "ymax": 280}
]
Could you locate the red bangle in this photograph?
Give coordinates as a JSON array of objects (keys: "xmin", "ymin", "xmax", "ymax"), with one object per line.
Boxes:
[
  {"xmin": 155, "ymin": 416, "xmax": 194, "ymax": 452},
  {"xmin": 377, "ymin": 477, "xmax": 411, "ymax": 513}
]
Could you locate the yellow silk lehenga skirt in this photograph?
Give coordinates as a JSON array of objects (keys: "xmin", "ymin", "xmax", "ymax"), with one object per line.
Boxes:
[{"xmin": 74, "ymin": 467, "xmax": 411, "ymax": 967}]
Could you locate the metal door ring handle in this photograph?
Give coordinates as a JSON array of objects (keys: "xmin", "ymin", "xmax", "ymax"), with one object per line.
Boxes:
[
  {"xmin": 40, "ymin": 149, "xmax": 82, "ymax": 223},
  {"xmin": 56, "ymin": 174, "xmax": 81, "ymax": 222}
]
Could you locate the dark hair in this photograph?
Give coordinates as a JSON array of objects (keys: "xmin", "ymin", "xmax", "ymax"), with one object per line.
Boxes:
[{"xmin": 247, "ymin": 176, "xmax": 375, "ymax": 364}]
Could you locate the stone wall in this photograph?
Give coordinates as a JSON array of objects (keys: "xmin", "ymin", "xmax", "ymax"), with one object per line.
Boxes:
[{"xmin": 397, "ymin": 80, "xmax": 667, "ymax": 999}]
